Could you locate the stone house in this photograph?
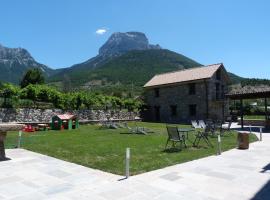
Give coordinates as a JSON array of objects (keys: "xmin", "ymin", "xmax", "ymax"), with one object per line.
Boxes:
[{"xmin": 142, "ymin": 63, "xmax": 230, "ymax": 123}]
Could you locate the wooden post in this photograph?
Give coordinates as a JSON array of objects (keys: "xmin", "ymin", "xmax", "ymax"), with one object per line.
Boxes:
[{"xmin": 240, "ymin": 99, "xmax": 244, "ymax": 129}]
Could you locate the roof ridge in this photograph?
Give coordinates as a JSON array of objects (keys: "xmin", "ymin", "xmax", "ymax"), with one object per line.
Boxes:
[{"xmin": 154, "ymin": 63, "xmax": 222, "ymax": 77}]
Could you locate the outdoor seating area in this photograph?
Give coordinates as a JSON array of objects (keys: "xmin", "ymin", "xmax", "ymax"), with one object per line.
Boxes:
[
  {"xmin": 99, "ymin": 120, "xmax": 153, "ymax": 135},
  {"xmin": 4, "ymin": 121, "xmax": 258, "ymax": 175},
  {"xmin": 165, "ymin": 119, "xmax": 233, "ymax": 151}
]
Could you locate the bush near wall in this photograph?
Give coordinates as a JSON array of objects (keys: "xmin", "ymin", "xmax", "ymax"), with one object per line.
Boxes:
[{"xmin": 0, "ymin": 83, "xmax": 143, "ymax": 111}]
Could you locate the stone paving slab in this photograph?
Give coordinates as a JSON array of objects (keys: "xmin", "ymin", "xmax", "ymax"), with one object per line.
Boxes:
[{"xmin": 1, "ymin": 130, "xmax": 270, "ymax": 199}]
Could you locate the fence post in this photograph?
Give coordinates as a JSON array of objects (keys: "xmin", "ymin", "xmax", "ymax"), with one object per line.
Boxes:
[
  {"xmin": 260, "ymin": 127, "xmax": 263, "ymax": 141},
  {"xmin": 217, "ymin": 134, "xmax": 221, "ymax": 155},
  {"xmin": 17, "ymin": 131, "xmax": 22, "ymax": 148},
  {"xmin": 125, "ymin": 148, "xmax": 130, "ymax": 178}
]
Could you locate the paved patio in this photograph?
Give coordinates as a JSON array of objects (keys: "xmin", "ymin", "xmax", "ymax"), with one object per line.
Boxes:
[{"xmin": 0, "ymin": 128, "xmax": 270, "ymax": 200}]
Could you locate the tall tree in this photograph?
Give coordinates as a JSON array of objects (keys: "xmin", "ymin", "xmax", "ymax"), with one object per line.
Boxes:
[{"xmin": 20, "ymin": 68, "xmax": 45, "ymax": 88}]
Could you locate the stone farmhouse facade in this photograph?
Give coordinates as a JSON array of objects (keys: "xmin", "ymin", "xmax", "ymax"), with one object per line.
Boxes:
[{"xmin": 143, "ymin": 63, "xmax": 230, "ymax": 123}]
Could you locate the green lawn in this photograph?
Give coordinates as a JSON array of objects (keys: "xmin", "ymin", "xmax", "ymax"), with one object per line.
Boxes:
[
  {"xmin": 5, "ymin": 122, "xmax": 258, "ymax": 175},
  {"xmin": 244, "ymin": 115, "xmax": 265, "ymax": 120}
]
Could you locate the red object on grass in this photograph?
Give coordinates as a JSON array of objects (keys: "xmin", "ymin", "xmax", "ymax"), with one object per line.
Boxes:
[{"xmin": 23, "ymin": 125, "xmax": 35, "ymax": 132}]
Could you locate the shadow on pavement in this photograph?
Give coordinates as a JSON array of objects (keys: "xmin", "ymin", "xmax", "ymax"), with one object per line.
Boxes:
[{"xmin": 251, "ymin": 163, "xmax": 270, "ymax": 200}]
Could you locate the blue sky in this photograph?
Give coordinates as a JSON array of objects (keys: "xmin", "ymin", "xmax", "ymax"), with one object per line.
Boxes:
[{"xmin": 0, "ymin": 0, "xmax": 269, "ymax": 78}]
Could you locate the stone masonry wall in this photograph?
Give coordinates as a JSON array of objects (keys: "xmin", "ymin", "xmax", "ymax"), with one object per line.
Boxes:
[
  {"xmin": 144, "ymin": 80, "xmax": 208, "ymax": 123},
  {"xmin": 143, "ymin": 67, "xmax": 229, "ymax": 123},
  {"xmin": 0, "ymin": 108, "xmax": 139, "ymax": 123}
]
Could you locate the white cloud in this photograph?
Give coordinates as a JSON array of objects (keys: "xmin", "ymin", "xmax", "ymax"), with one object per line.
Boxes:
[{"xmin": 95, "ymin": 28, "xmax": 107, "ymax": 35}]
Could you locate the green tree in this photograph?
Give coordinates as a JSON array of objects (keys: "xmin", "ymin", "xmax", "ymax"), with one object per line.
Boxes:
[
  {"xmin": 124, "ymin": 98, "xmax": 143, "ymax": 111},
  {"xmin": 20, "ymin": 68, "xmax": 45, "ymax": 88},
  {"xmin": 82, "ymin": 93, "xmax": 96, "ymax": 109},
  {"xmin": 0, "ymin": 83, "xmax": 19, "ymax": 107},
  {"xmin": 50, "ymin": 90, "xmax": 63, "ymax": 109},
  {"xmin": 20, "ymin": 84, "xmax": 39, "ymax": 104}
]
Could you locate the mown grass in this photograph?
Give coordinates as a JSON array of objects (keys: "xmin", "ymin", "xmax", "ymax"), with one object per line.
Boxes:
[
  {"xmin": 5, "ymin": 122, "xmax": 258, "ymax": 175},
  {"xmin": 244, "ymin": 115, "xmax": 266, "ymax": 120}
]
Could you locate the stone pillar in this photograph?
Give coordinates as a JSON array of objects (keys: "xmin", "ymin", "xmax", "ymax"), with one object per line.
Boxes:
[{"xmin": 0, "ymin": 131, "xmax": 7, "ymax": 161}]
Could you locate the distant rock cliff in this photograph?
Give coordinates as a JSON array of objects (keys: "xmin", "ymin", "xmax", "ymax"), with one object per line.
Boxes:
[
  {"xmin": 99, "ymin": 32, "xmax": 161, "ymax": 57},
  {"xmin": 60, "ymin": 31, "xmax": 162, "ymax": 72},
  {"xmin": 0, "ymin": 44, "xmax": 53, "ymax": 83}
]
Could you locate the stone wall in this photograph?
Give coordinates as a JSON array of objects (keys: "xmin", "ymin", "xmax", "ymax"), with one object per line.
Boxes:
[
  {"xmin": 143, "ymin": 80, "xmax": 208, "ymax": 123},
  {"xmin": 0, "ymin": 108, "xmax": 139, "ymax": 123}
]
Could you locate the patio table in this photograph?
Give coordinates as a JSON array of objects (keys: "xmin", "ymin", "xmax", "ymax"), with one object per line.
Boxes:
[
  {"xmin": 178, "ymin": 128, "xmax": 195, "ymax": 140},
  {"xmin": 0, "ymin": 123, "xmax": 24, "ymax": 161}
]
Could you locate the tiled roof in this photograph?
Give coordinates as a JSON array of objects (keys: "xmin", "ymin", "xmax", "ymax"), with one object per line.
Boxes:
[
  {"xmin": 144, "ymin": 63, "xmax": 224, "ymax": 88},
  {"xmin": 226, "ymin": 85, "xmax": 270, "ymax": 99},
  {"xmin": 56, "ymin": 114, "xmax": 75, "ymax": 120}
]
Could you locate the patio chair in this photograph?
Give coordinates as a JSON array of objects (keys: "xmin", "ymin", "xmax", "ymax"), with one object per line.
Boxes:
[
  {"xmin": 109, "ymin": 122, "xmax": 118, "ymax": 129},
  {"xmin": 198, "ymin": 120, "xmax": 207, "ymax": 129},
  {"xmin": 165, "ymin": 125, "xmax": 186, "ymax": 150},
  {"xmin": 222, "ymin": 120, "xmax": 232, "ymax": 132},
  {"xmin": 117, "ymin": 122, "xmax": 126, "ymax": 128},
  {"xmin": 191, "ymin": 120, "xmax": 201, "ymax": 129},
  {"xmin": 193, "ymin": 125, "xmax": 213, "ymax": 147},
  {"xmin": 99, "ymin": 120, "xmax": 110, "ymax": 129},
  {"xmin": 210, "ymin": 120, "xmax": 223, "ymax": 136},
  {"xmin": 124, "ymin": 122, "xmax": 147, "ymax": 135},
  {"xmin": 135, "ymin": 127, "xmax": 147, "ymax": 135}
]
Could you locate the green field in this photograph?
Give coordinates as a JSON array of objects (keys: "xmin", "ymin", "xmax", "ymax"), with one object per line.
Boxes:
[
  {"xmin": 5, "ymin": 122, "xmax": 258, "ymax": 175},
  {"xmin": 244, "ymin": 115, "xmax": 266, "ymax": 120}
]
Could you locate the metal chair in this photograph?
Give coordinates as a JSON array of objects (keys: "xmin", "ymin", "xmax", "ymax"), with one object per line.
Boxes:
[
  {"xmin": 222, "ymin": 120, "xmax": 232, "ymax": 132},
  {"xmin": 198, "ymin": 120, "xmax": 207, "ymax": 129},
  {"xmin": 193, "ymin": 125, "xmax": 213, "ymax": 147},
  {"xmin": 125, "ymin": 122, "xmax": 147, "ymax": 135},
  {"xmin": 191, "ymin": 120, "xmax": 201, "ymax": 129},
  {"xmin": 165, "ymin": 125, "xmax": 186, "ymax": 150}
]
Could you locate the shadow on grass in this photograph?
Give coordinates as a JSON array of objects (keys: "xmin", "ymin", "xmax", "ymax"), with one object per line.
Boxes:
[
  {"xmin": 119, "ymin": 132, "xmax": 133, "ymax": 135},
  {"xmin": 162, "ymin": 148, "xmax": 182, "ymax": 153},
  {"xmin": 119, "ymin": 132, "xmax": 148, "ymax": 136}
]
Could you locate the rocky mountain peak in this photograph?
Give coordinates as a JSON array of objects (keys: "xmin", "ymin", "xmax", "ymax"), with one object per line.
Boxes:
[
  {"xmin": 0, "ymin": 44, "xmax": 33, "ymax": 61},
  {"xmin": 98, "ymin": 31, "xmax": 161, "ymax": 57},
  {"xmin": 0, "ymin": 44, "xmax": 53, "ymax": 83}
]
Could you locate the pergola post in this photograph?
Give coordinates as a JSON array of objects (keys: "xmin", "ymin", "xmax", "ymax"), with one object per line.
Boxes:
[{"xmin": 240, "ymin": 99, "xmax": 244, "ymax": 129}]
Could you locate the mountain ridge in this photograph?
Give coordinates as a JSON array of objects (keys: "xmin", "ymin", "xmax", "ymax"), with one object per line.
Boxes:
[
  {"xmin": 0, "ymin": 31, "xmax": 266, "ymax": 89},
  {"xmin": 0, "ymin": 44, "xmax": 54, "ymax": 83}
]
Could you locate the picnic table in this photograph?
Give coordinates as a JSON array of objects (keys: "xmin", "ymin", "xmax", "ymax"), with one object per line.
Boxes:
[{"xmin": 0, "ymin": 123, "xmax": 24, "ymax": 161}]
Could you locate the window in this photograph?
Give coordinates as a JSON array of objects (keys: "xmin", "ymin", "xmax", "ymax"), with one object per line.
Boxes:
[
  {"xmin": 154, "ymin": 88, "xmax": 160, "ymax": 98},
  {"xmin": 188, "ymin": 83, "xmax": 196, "ymax": 95},
  {"xmin": 221, "ymin": 85, "xmax": 225, "ymax": 99},
  {"xmin": 189, "ymin": 104, "xmax": 197, "ymax": 116},
  {"xmin": 170, "ymin": 105, "xmax": 177, "ymax": 116},
  {"xmin": 154, "ymin": 106, "xmax": 160, "ymax": 121},
  {"xmin": 216, "ymin": 83, "xmax": 220, "ymax": 100},
  {"xmin": 216, "ymin": 69, "xmax": 221, "ymax": 80}
]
